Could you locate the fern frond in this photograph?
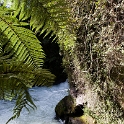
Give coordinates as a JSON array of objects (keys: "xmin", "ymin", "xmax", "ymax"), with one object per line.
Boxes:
[
  {"xmin": 1, "ymin": 0, "xmax": 76, "ymax": 52},
  {"xmin": 0, "ymin": 7, "xmax": 45, "ymax": 67},
  {"xmin": 0, "ymin": 59, "xmax": 55, "ymax": 87},
  {"xmin": 10, "ymin": 0, "xmax": 71, "ymax": 36},
  {"xmin": 6, "ymin": 85, "xmax": 36, "ymax": 124},
  {"xmin": 0, "ymin": 58, "xmax": 55, "ymax": 123},
  {"xmin": 0, "ymin": 4, "xmax": 56, "ymax": 123}
]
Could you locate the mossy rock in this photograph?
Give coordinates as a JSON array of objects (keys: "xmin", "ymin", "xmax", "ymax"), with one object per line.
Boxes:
[
  {"xmin": 68, "ymin": 115, "xmax": 95, "ymax": 124},
  {"xmin": 55, "ymin": 95, "xmax": 85, "ymax": 124},
  {"xmin": 80, "ymin": 115, "xmax": 95, "ymax": 124},
  {"xmin": 110, "ymin": 65, "xmax": 124, "ymax": 84},
  {"xmin": 55, "ymin": 95, "xmax": 75, "ymax": 120}
]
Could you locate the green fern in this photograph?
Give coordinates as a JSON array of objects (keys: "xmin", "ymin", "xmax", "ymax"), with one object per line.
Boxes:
[
  {"xmin": 6, "ymin": 85, "xmax": 36, "ymax": 124},
  {"xmin": 11, "ymin": 0, "xmax": 70, "ymax": 33},
  {"xmin": 0, "ymin": 58, "xmax": 55, "ymax": 123},
  {"xmin": 2, "ymin": 0, "xmax": 76, "ymax": 51},
  {"xmin": 0, "ymin": 27, "xmax": 55, "ymax": 123},
  {"xmin": 0, "ymin": 6, "xmax": 45, "ymax": 67},
  {"xmin": 0, "ymin": 0, "xmax": 76, "ymax": 123}
]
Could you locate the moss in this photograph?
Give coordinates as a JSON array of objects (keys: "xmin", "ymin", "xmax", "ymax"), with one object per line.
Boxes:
[
  {"xmin": 55, "ymin": 95, "xmax": 87, "ymax": 124},
  {"xmin": 80, "ymin": 115, "xmax": 96, "ymax": 124},
  {"xmin": 55, "ymin": 95, "xmax": 75, "ymax": 120},
  {"xmin": 68, "ymin": 114, "xmax": 95, "ymax": 124},
  {"xmin": 66, "ymin": 0, "xmax": 124, "ymax": 123}
]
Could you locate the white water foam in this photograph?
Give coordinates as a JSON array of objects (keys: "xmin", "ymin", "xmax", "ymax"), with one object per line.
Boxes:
[{"xmin": 0, "ymin": 81, "xmax": 69, "ymax": 124}]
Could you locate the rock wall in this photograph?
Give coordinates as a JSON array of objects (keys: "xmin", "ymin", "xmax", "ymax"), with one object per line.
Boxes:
[{"xmin": 61, "ymin": 0, "xmax": 124, "ymax": 123}]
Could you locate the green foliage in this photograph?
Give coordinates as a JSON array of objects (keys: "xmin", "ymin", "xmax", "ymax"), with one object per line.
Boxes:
[
  {"xmin": 0, "ymin": 0, "xmax": 77, "ymax": 123},
  {"xmin": 4, "ymin": 0, "xmax": 76, "ymax": 51},
  {"xmin": 11, "ymin": 0, "xmax": 70, "ymax": 31},
  {"xmin": 0, "ymin": 58, "xmax": 55, "ymax": 123},
  {"xmin": 0, "ymin": 7, "xmax": 45, "ymax": 67},
  {"xmin": 0, "ymin": 8, "xmax": 55, "ymax": 122}
]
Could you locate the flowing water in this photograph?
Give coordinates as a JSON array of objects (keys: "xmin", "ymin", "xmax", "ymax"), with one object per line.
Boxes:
[{"xmin": 0, "ymin": 81, "xmax": 69, "ymax": 124}]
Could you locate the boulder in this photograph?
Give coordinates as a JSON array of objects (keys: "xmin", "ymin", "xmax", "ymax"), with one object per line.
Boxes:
[
  {"xmin": 55, "ymin": 95, "xmax": 85, "ymax": 124},
  {"xmin": 55, "ymin": 95, "xmax": 75, "ymax": 121}
]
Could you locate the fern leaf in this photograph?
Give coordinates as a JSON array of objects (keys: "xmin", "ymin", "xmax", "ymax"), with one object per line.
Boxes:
[
  {"xmin": 10, "ymin": 0, "xmax": 71, "ymax": 35},
  {"xmin": 0, "ymin": 10, "xmax": 45, "ymax": 67},
  {"xmin": 1, "ymin": 0, "xmax": 76, "ymax": 52},
  {"xmin": 0, "ymin": 59, "xmax": 55, "ymax": 123},
  {"xmin": 6, "ymin": 86, "xmax": 36, "ymax": 124}
]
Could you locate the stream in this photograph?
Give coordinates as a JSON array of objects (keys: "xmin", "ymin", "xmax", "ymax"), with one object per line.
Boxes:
[{"xmin": 0, "ymin": 80, "xmax": 69, "ymax": 124}]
